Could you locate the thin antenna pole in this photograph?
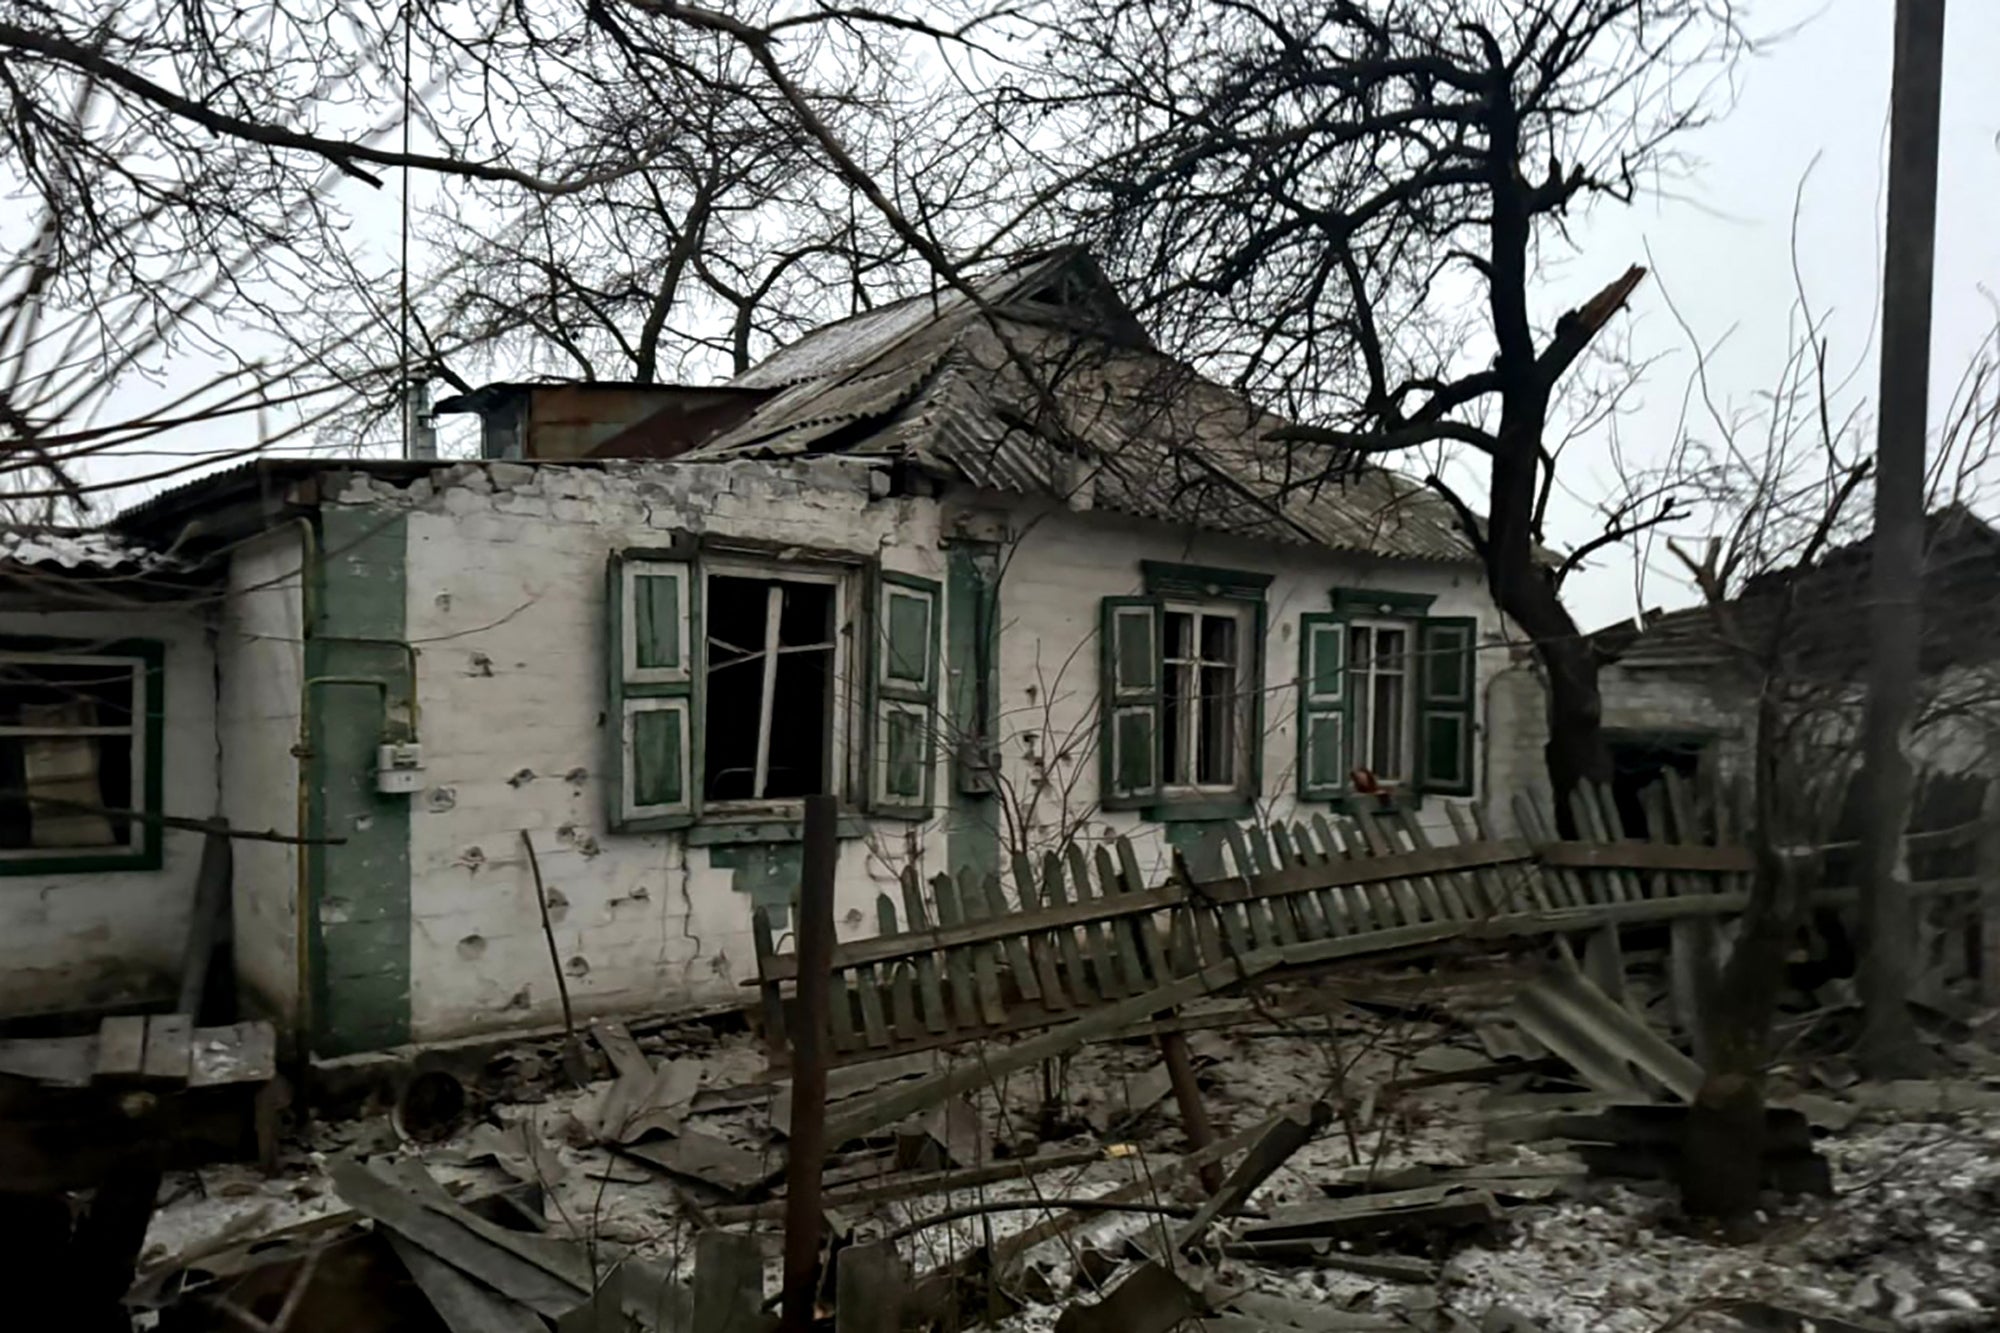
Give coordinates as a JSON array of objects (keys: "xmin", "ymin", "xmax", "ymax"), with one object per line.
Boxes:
[{"xmin": 399, "ymin": 0, "xmax": 415, "ymax": 457}]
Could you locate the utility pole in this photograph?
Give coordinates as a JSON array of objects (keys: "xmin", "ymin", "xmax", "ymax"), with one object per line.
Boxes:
[{"xmin": 1855, "ymin": 0, "xmax": 1947, "ymax": 1076}]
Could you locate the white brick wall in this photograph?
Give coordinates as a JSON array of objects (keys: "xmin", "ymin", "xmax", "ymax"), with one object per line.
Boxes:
[
  {"xmin": 394, "ymin": 460, "xmax": 949, "ymax": 1043},
  {"xmin": 219, "ymin": 528, "xmax": 306, "ymax": 1028},
  {"xmin": 0, "ymin": 606, "xmax": 216, "ymax": 1015},
  {"xmin": 976, "ymin": 499, "xmax": 1504, "ymax": 879}
]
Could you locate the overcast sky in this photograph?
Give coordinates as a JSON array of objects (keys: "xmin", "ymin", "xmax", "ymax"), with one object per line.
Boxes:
[
  {"xmin": 72, "ymin": 2, "xmax": 2000, "ymax": 636},
  {"xmin": 1548, "ymin": 0, "xmax": 2000, "ymax": 629}
]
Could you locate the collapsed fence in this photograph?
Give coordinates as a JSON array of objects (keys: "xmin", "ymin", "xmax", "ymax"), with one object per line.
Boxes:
[{"xmin": 752, "ymin": 774, "xmax": 1989, "ymax": 1086}]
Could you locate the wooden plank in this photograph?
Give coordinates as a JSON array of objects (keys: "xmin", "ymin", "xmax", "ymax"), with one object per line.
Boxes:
[
  {"xmin": 94, "ymin": 1016, "xmax": 146, "ymax": 1083},
  {"xmin": 1341, "ymin": 814, "xmax": 1411, "ymax": 927},
  {"xmin": 978, "ymin": 872, "xmax": 1042, "ymax": 1002},
  {"xmin": 330, "ymin": 1159, "xmax": 590, "ymax": 1316},
  {"xmin": 693, "ymin": 1229, "xmax": 765, "ymax": 1333},
  {"xmin": 753, "ymin": 907, "xmax": 788, "ymax": 1048},
  {"xmin": 828, "ymin": 972, "xmax": 863, "ymax": 1054},
  {"xmin": 1269, "ymin": 824, "xmax": 1330, "ymax": 940},
  {"xmin": 899, "ymin": 869, "xmax": 953, "ymax": 1033},
  {"xmin": 876, "ymin": 898, "xmax": 922, "ymax": 1042},
  {"xmin": 823, "ymin": 952, "xmax": 1283, "ymax": 1145},
  {"xmin": 1538, "ymin": 842, "xmax": 1758, "ymax": 874},
  {"xmin": 1068, "ymin": 844, "xmax": 1135, "ymax": 996},
  {"xmin": 757, "ymin": 879, "xmax": 1181, "ymax": 980},
  {"xmin": 1221, "ymin": 824, "xmax": 1283, "ymax": 950},
  {"xmin": 1171, "ymin": 848, "xmax": 1231, "ymax": 970},
  {"xmin": 187, "ymin": 1021, "xmax": 278, "ymax": 1088},
  {"xmin": 1109, "ymin": 840, "xmax": 1173, "ymax": 983},
  {"xmin": 1308, "ymin": 814, "xmax": 1364, "ymax": 932},
  {"xmin": 592, "ymin": 1020, "xmax": 652, "ymax": 1082},
  {"xmin": 1398, "ymin": 809, "xmax": 1476, "ymax": 920},
  {"xmin": 388, "ymin": 1233, "xmax": 546, "ymax": 1333},
  {"xmin": 1444, "ymin": 802, "xmax": 1500, "ymax": 916},
  {"xmin": 1347, "ymin": 810, "xmax": 1428, "ymax": 925},
  {"xmin": 140, "ymin": 1014, "xmax": 192, "ymax": 1085},
  {"xmin": 955, "ymin": 868, "xmax": 1011, "ymax": 1025},
  {"xmin": 1516, "ymin": 792, "xmax": 1585, "ymax": 908},
  {"xmin": 1290, "ymin": 820, "xmax": 1348, "ymax": 937},
  {"xmin": 1049, "ymin": 851, "xmax": 1120, "ymax": 999},
  {"xmin": 853, "ymin": 965, "xmax": 893, "ymax": 1050},
  {"xmin": 1378, "ymin": 808, "xmax": 1455, "ymax": 921},
  {"xmin": 621, "ymin": 1129, "xmax": 786, "ymax": 1199},
  {"xmin": 1093, "ymin": 846, "xmax": 1151, "ymax": 986},
  {"xmin": 1034, "ymin": 852, "xmax": 1097, "ymax": 1005},
  {"xmin": 1011, "ymin": 852, "xmax": 1074, "ymax": 1013},
  {"xmin": 924, "ymin": 872, "xmax": 984, "ymax": 1026},
  {"xmin": 835, "ymin": 1241, "xmax": 908, "ymax": 1333}
]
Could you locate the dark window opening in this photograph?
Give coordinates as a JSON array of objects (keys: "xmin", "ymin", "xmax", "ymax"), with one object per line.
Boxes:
[
  {"xmin": 703, "ymin": 576, "xmax": 835, "ymax": 802},
  {"xmin": 0, "ymin": 658, "xmax": 140, "ymax": 852},
  {"xmin": 1606, "ymin": 734, "xmax": 1705, "ymax": 838}
]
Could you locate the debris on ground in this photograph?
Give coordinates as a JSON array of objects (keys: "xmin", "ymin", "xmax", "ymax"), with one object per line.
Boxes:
[{"xmin": 111, "ymin": 963, "xmax": 2000, "ymax": 1333}]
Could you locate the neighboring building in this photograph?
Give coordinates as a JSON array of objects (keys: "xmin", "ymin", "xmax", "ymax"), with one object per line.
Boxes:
[
  {"xmin": 1, "ymin": 251, "xmax": 1514, "ymax": 1057},
  {"xmin": 1577, "ymin": 504, "xmax": 2000, "ymax": 820}
]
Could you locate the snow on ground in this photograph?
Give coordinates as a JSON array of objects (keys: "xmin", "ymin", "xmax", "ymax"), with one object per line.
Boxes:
[{"xmin": 138, "ymin": 1011, "xmax": 2000, "ymax": 1332}]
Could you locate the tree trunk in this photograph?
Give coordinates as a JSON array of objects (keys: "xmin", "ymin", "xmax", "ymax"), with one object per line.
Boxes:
[
  {"xmin": 1855, "ymin": 0, "xmax": 1945, "ymax": 1078},
  {"xmin": 1681, "ymin": 689, "xmax": 1799, "ymax": 1221},
  {"xmin": 1486, "ymin": 446, "xmax": 1614, "ymax": 813}
]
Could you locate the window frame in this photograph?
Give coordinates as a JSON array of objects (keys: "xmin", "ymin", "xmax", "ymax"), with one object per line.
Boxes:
[
  {"xmin": 1100, "ymin": 562, "xmax": 1271, "ymax": 819},
  {"xmin": 1344, "ymin": 617, "xmax": 1416, "ymax": 787},
  {"xmin": 0, "ymin": 637, "xmax": 165, "ymax": 875},
  {"xmin": 1297, "ymin": 591, "xmax": 1479, "ymax": 806},
  {"xmin": 698, "ymin": 558, "xmax": 856, "ymax": 819},
  {"xmin": 1158, "ymin": 599, "xmax": 1255, "ymax": 797}
]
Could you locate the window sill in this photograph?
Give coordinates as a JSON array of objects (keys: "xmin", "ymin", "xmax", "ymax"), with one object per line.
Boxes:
[
  {"xmin": 1325, "ymin": 791, "xmax": 1428, "ymax": 816},
  {"xmin": 0, "ymin": 848, "xmax": 162, "ymax": 876},
  {"xmin": 685, "ymin": 815, "xmax": 869, "ymax": 847},
  {"xmin": 1142, "ymin": 795, "xmax": 1256, "ymax": 823}
]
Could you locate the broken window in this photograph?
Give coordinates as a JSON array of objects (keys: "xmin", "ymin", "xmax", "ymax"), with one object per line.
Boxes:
[
  {"xmin": 702, "ymin": 573, "xmax": 837, "ymax": 803},
  {"xmin": 0, "ymin": 647, "xmax": 159, "ymax": 865},
  {"xmin": 605, "ymin": 551, "xmax": 941, "ymax": 830}
]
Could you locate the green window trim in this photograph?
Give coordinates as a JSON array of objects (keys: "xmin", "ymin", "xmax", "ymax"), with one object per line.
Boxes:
[
  {"xmin": 1142, "ymin": 560, "xmax": 1273, "ymax": 602},
  {"xmin": 1295, "ymin": 601, "xmax": 1480, "ymax": 803},
  {"xmin": 1100, "ymin": 577, "xmax": 1268, "ymax": 815},
  {"xmin": 0, "ymin": 636, "xmax": 166, "ymax": 876},
  {"xmin": 868, "ymin": 570, "xmax": 943, "ymax": 819},
  {"xmin": 607, "ymin": 548, "xmax": 946, "ymax": 833}
]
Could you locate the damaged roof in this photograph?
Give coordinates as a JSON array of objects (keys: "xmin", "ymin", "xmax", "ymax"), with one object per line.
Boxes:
[
  {"xmin": 0, "ymin": 525, "xmax": 185, "ymax": 573},
  {"xmin": 684, "ymin": 250, "xmax": 1479, "ymax": 563},
  {"xmin": 1597, "ymin": 503, "xmax": 2000, "ymax": 677}
]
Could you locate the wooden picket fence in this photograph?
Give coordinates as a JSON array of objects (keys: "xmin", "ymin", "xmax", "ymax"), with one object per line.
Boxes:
[{"xmin": 750, "ymin": 772, "xmax": 1986, "ymax": 1071}]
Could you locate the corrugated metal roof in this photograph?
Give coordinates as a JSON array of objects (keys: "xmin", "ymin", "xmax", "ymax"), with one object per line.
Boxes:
[
  {"xmin": 690, "ymin": 257, "xmax": 1479, "ymax": 564},
  {"xmin": 0, "ymin": 526, "xmax": 183, "ymax": 573}
]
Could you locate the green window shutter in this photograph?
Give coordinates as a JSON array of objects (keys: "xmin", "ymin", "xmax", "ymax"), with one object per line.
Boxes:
[
  {"xmin": 869, "ymin": 571, "xmax": 942, "ymax": 817},
  {"xmin": 1100, "ymin": 596, "xmax": 1163, "ymax": 810},
  {"xmin": 606, "ymin": 552, "xmax": 697, "ymax": 829},
  {"xmin": 1297, "ymin": 611, "xmax": 1350, "ymax": 800},
  {"xmin": 1417, "ymin": 616, "xmax": 1477, "ymax": 797}
]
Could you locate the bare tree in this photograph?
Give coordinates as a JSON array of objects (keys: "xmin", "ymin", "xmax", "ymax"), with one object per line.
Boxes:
[
  {"xmin": 974, "ymin": 0, "xmax": 1747, "ymax": 807},
  {"xmin": 1, "ymin": 0, "xmax": 999, "ymax": 491}
]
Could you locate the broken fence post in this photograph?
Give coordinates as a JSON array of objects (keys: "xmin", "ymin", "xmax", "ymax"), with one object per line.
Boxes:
[
  {"xmin": 834, "ymin": 1241, "xmax": 908, "ymax": 1333},
  {"xmin": 780, "ymin": 794, "xmax": 839, "ymax": 1333},
  {"xmin": 1157, "ymin": 1029, "xmax": 1222, "ymax": 1193}
]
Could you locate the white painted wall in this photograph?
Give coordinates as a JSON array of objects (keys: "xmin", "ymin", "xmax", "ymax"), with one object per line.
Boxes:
[
  {"xmin": 0, "ymin": 605, "xmax": 216, "ymax": 1016},
  {"xmin": 219, "ymin": 528, "xmax": 306, "ymax": 1030},
  {"xmin": 974, "ymin": 497, "xmax": 1503, "ymax": 880},
  {"xmin": 381, "ymin": 460, "xmax": 951, "ymax": 1043}
]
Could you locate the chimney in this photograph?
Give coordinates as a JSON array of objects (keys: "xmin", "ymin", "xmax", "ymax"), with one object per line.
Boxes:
[{"xmin": 403, "ymin": 379, "xmax": 438, "ymax": 460}]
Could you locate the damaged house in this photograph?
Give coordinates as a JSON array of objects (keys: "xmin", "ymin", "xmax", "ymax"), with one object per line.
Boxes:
[{"xmin": 0, "ymin": 250, "xmax": 1516, "ymax": 1059}]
